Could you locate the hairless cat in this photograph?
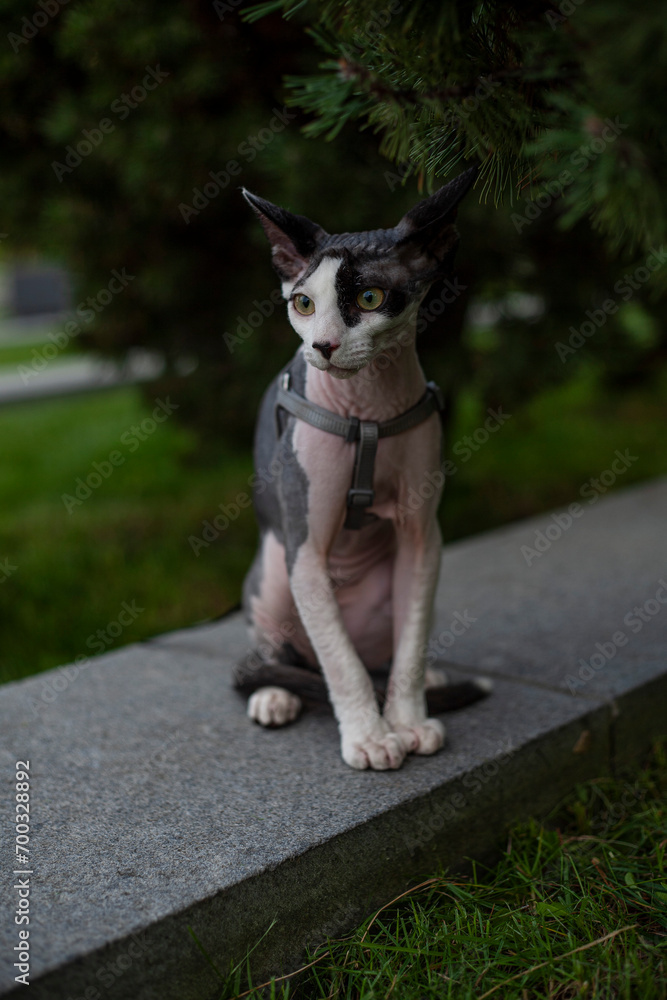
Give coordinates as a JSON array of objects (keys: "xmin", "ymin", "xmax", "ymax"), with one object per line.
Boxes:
[{"xmin": 234, "ymin": 167, "xmax": 490, "ymax": 770}]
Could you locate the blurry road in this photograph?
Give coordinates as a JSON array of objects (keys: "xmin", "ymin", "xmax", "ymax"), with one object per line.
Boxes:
[{"xmin": 0, "ymin": 353, "xmax": 164, "ymax": 406}]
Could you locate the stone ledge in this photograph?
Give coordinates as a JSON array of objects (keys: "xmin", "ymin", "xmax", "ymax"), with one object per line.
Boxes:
[{"xmin": 1, "ymin": 478, "xmax": 666, "ymax": 999}]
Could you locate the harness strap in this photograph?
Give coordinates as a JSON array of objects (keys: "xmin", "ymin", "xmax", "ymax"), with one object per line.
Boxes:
[
  {"xmin": 346, "ymin": 420, "xmax": 380, "ymax": 529},
  {"xmin": 276, "ymin": 372, "xmax": 445, "ymax": 530}
]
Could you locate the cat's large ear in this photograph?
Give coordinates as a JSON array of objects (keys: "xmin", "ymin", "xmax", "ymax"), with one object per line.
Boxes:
[
  {"xmin": 242, "ymin": 189, "xmax": 327, "ymax": 282},
  {"xmin": 394, "ymin": 165, "xmax": 478, "ymax": 281}
]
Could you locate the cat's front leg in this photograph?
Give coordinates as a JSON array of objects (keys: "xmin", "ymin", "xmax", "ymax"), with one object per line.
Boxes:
[
  {"xmin": 283, "ymin": 420, "xmax": 411, "ymax": 770},
  {"xmin": 289, "ymin": 543, "xmax": 412, "ymax": 770},
  {"xmin": 383, "ymin": 515, "xmax": 445, "ymax": 755}
]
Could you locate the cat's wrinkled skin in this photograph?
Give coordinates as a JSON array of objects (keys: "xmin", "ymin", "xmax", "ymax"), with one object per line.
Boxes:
[{"xmin": 239, "ymin": 168, "xmax": 481, "ymax": 770}]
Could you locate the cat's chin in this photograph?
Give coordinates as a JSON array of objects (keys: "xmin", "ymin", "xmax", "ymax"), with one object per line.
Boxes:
[{"xmin": 327, "ymin": 364, "xmax": 362, "ymax": 379}]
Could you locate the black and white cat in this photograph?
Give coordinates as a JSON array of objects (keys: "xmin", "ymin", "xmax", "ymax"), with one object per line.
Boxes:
[{"xmin": 234, "ymin": 167, "xmax": 490, "ymax": 770}]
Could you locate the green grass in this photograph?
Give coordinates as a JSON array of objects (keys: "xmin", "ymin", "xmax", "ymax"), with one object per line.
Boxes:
[
  {"xmin": 0, "ymin": 386, "xmax": 257, "ymax": 681},
  {"xmin": 0, "ymin": 365, "xmax": 666, "ymax": 684},
  {"xmin": 204, "ymin": 741, "xmax": 667, "ymax": 1000},
  {"xmin": 0, "ymin": 340, "xmax": 58, "ymax": 368},
  {"xmin": 0, "ymin": 317, "xmax": 71, "ymax": 368},
  {"xmin": 443, "ymin": 364, "xmax": 667, "ymax": 540}
]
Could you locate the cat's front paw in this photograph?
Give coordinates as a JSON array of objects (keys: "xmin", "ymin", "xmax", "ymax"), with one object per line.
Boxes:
[
  {"xmin": 383, "ymin": 709, "xmax": 446, "ymax": 756},
  {"xmin": 341, "ymin": 718, "xmax": 413, "ymax": 771},
  {"xmin": 399, "ymin": 718, "xmax": 446, "ymax": 755}
]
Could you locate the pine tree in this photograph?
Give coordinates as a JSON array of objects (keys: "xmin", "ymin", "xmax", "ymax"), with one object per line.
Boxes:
[
  {"xmin": 237, "ymin": 0, "xmax": 667, "ymax": 460},
  {"xmin": 245, "ymin": 0, "xmax": 667, "ymax": 261},
  {"xmin": 0, "ymin": 0, "xmax": 664, "ymax": 455}
]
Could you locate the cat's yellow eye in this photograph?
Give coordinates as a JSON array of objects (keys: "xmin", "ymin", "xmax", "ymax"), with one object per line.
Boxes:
[
  {"xmin": 293, "ymin": 294, "xmax": 315, "ymax": 316},
  {"xmin": 356, "ymin": 287, "xmax": 386, "ymax": 311}
]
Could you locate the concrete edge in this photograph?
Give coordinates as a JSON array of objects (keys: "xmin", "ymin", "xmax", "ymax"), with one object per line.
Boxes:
[{"xmin": 10, "ymin": 680, "xmax": 666, "ymax": 1000}]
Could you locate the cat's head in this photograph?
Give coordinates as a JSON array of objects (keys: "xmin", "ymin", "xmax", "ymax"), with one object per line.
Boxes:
[{"xmin": 243, "ymin": 167, "xmax": 476, "ymax": 378}]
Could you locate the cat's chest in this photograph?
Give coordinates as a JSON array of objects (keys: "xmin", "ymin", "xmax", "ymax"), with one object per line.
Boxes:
[{"xmin": 291, "ymin": 414, "xmax": 442, "ymax": 521}]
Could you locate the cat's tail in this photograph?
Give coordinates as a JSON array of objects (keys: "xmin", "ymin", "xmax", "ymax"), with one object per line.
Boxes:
[
  {"xmin": 233, "ymin": 652, "xmax": 492, "ymax": 713},
  {"xmin": 424, "ymin": 677, "xmax": 493, "ymax": 713}
]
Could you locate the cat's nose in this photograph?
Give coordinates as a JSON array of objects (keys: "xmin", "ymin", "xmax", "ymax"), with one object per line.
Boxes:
[{"xmin": 312, "ymin": 341, "xmax": 339, "ymax": 361}]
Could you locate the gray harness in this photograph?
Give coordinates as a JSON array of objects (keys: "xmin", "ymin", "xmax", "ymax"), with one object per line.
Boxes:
[{"xmin": 276, "ymin": 372, "xmax": 446, "ymax": 529}]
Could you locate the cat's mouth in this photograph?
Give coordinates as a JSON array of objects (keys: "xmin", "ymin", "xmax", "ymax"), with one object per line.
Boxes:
[
  {"xmin": 305, "ymin": 349, "xmax": 364, "ymax": 378},
  {"xmin": 326, "ymin": 363, "xmax": 362, "ymax": 379}
]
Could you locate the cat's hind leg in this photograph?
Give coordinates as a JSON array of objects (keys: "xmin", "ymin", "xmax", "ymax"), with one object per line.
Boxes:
[
  {"xmin": 233, "ymin": 647, "xmax": 331, "ymax": 727},
  {"xmin": 239, "ymin": 529, "xmax": 311, "ymax": 727},
  {"xmin": 234, "ymin": 654, "xmax": 303, "ymax": 727}
]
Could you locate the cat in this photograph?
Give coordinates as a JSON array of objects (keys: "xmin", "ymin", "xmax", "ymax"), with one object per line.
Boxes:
[{"xmin": 234, "ymin": 166, "xmax": 490, "ymax": 770}]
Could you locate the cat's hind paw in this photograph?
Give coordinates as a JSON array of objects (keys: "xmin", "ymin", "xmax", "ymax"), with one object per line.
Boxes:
[{"xmin": 248, "ymin": 686, "xmax": 302, "ymax": 727}]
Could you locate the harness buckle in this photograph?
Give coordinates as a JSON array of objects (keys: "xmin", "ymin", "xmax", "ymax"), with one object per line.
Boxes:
[
  {"xmin": 345, "ymin": 416, "xmax": 360, "ymax": 443},
  {"xmin": 348, "ymin": 487, "xmax": 374, "ymax": 508},
  {"xmin": 427, "ymin": 380, "xmax": 445, "ymax": 412},
  {"xmin": 281, "ymin": 371, "xmax": 291, "ymax": 391}
]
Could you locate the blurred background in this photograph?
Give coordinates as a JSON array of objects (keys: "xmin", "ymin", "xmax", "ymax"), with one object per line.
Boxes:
[{"xmin": 0, "ymin": 0, "xmax": 665, "ymax": 684}]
